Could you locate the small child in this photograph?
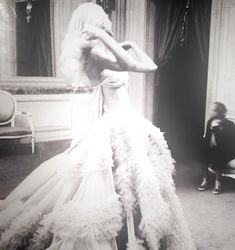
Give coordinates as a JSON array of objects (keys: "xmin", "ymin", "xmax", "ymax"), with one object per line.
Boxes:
[{"xmin": 198, "ymin": 102, "xmax": 235, "ymax": 194}]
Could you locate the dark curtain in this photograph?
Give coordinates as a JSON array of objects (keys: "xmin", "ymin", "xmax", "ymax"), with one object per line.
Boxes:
[
  {"xmin": 154, "ymin": 0, "xmax": 185, "ymax": 67},
  {"xmin": 16, "ymin": 0, "xmax": 52, "ymax": 76},
  {"xmin": 189, "ymin": 0, "xmax": 212, "ymax": 159},
  {"xmin": 152, "ymin": 0, "xmax": 186, "ymax": 124},
  {"xmin": 155, "ymin": 0, "xmax": 212, "ymax": 160},
  {"xmin": 191, "ymin": 0, "xmax": 212, "ymax": 69}
]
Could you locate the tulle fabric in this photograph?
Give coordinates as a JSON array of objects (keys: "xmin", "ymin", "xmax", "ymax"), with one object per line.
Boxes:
[{"xmin": 0, "ymin": 106, "xmax": 195, "ymax": 250}]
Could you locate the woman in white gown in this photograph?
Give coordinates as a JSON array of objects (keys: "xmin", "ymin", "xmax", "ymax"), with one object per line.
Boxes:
[{"xmin": 0, "ymin": 3, "xmax": 195, "ymax": 250}]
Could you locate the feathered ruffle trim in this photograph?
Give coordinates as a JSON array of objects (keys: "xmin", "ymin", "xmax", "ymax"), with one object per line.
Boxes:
[
  {"xmin": 0, "ymin": 108, "xmax": 195, "ymax": 249},
  {"xmin": 40, "ymin": 195, "xmax": 123, "ymax": 241},
  {"xmin": 108, "ymin": 111, "xmax": 195, "ymax": 249},
  {"xmin": 0, "ymin": 205, "xmax": 43, "ymax": 250},
  {"xmin": 126, "ymin": 238, "xmax": 145, "ymax": 250}
]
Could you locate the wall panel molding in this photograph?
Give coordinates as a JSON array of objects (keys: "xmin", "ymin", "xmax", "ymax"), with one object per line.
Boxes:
[{"xmin": 15, "ymin": 93, "xmax": 94, "ymax": 142}]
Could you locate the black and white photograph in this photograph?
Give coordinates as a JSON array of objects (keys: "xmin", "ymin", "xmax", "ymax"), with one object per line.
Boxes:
[{"xmin": 0, "ymin": 0, "xmax": 235, "ymax": 249}]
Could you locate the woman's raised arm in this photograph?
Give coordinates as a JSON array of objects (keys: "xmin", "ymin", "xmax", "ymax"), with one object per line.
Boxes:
[{"xmin": 83, "ymin": 25, "xmax": 158, "ymax": 73}]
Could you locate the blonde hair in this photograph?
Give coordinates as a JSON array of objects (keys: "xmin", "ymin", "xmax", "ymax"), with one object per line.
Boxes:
[{"xmin": 60, "ymin": 3, "xmax": 112, "ymax": 87}]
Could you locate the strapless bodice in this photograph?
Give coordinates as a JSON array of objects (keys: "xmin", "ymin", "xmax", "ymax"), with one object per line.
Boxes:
[
  {"xmin": 100, "ymin": 69, "xmax": 129, "ymax": 88},
  {"xmin": 102, "ymin": 84, "xmax": 130, "ymax": 114},
  {"xmin": 93, "ymin": 70, "xmax": 130, "ymax": 117}
]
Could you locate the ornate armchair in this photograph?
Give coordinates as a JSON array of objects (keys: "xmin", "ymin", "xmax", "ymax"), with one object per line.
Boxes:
[{"xmin": 0, "ymin": 90, "xmax": 35, "ymax": 154}]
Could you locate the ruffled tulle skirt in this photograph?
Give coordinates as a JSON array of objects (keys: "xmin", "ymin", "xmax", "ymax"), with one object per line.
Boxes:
[{"xmin": 0, "ymin": 107, "xmax": 195, "ymax": 250}]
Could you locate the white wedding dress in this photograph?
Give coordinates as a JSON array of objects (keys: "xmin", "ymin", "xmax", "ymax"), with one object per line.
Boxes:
[{"xmin": 0, "ymin": 69, "xmax": 195, "ymax": 250}]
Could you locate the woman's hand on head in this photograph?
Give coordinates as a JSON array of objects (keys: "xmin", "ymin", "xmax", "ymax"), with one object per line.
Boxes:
[
  {"xmin": 80, "ymin": 36, "xmax": 98, "ymax": 49},
  {"xmin": 80, "ymin": 24, "xmax": 103, "ymax": 49},
  {"xmin": 82, "ymin": 24, "xmax": 103, "ymax": 40}
]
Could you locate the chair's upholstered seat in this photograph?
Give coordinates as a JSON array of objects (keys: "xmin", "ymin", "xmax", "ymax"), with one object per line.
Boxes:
[{"xmin": 0, "ymin": 126, "xmax": 32, "ymax": 136}]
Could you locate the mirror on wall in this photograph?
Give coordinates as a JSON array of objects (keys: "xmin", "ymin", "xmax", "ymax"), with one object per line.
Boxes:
[
  {"xmin": 0, "ymin": 0, "xmax": 116, "ymax": 82},
  {"xmin": 16, "ymin": 0, "xmax": 53, "ymax": 77},
  {"xmin": 0, "ymin": 0, "xmax": 55, "ymax": 79}
]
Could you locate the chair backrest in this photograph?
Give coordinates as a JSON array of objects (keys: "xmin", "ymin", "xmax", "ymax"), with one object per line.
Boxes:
[{"xmin": 0, "ymin": 90, "xmax": 17, "ymax": 126}]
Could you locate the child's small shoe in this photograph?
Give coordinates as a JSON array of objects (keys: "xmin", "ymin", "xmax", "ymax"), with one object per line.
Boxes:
[
  {"xmin": 197, "ymin": 181, "xmax": 208, "ymax": 191},
  {"xmin": 212, "ymin": 184, "xmax": 222, "ymax": 194}
]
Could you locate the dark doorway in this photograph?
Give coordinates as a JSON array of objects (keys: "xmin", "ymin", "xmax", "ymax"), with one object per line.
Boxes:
[{"xmin": 155, "ymin": 0, "xmax": 212, "ymax": 160}]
